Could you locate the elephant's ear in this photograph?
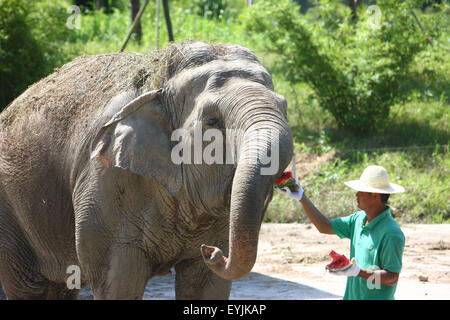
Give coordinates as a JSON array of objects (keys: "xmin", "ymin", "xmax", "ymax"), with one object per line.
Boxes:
[{"xmin": 91, "ymin": 89, "xmax": 182, "ymax": 195}]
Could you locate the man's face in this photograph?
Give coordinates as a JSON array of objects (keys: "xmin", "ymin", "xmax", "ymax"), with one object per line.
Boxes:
[{"xmin": 356, "ymin": 191, "xmax": 379, "ymax": 211}]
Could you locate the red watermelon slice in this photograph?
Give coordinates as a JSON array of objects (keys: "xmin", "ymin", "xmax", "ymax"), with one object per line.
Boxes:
[
  {"xmin": 274, "ymin": 171, "xmax": 299, "ymax": 192},
  {"xmin": 325, "ymin": 250, "xmax": 353, "ymax": 272}
]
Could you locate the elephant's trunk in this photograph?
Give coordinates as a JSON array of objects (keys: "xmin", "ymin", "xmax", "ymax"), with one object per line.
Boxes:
[{"xmin": 201, "ymin": 116, "xmax": 293, "ymax": 280}]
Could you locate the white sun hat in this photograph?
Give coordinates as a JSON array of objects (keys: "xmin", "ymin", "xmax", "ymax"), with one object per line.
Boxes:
[{"xmin": 344, "ymin": 165, "xmax": 405, "ymax": 194}]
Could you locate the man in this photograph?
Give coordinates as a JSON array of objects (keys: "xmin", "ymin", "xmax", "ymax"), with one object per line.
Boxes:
[{"xmin": 275, "ymin": 165, "xmax": 405, "ymax": 300}]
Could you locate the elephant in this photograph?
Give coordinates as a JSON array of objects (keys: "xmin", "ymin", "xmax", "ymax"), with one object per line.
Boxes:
[{"xmin": 0, "ymin": 40, "xmax": 293, "ymax": 299}]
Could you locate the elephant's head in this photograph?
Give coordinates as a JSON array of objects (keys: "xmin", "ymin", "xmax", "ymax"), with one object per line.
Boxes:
[{"xmin": 91, "ymin": 41, "xmax": 293, "ymax": 280}]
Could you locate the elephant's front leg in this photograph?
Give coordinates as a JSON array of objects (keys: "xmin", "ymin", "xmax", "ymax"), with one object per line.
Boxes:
[
  {"xmin": 90, "ymin": 246, "xmax": 150, "ymax": 300},
  {"xmin": 175, "ymin": 257, "xmax": 232, "ymax": 300}
]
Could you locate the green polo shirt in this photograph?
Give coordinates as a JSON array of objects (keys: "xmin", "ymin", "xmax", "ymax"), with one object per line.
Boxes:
[{"xmin": 330, "ymin": 206, "xmax": 405, "ymax": 300}]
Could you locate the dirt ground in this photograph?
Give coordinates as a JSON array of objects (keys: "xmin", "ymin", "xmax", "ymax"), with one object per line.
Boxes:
[{"xmin": 248, "ymin": 223, "xmax": 450, "ymax": 300}]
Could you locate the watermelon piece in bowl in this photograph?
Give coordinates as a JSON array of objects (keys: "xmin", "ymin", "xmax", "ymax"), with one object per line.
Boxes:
[
  {"xmin": 325, "ymin": 250, "xmax": 353, "ymax": 272},
  {"xmin": 274, "ymin": 171, "xmax": 299, "ymax": 192}
]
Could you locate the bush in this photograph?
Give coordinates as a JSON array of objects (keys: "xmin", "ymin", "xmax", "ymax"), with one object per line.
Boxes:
[
  {"xmin": 0, "ymin": 0, "xmax": 73, "ymax": 111},
  {"xmin": 193, "ymin": 0, "xmax": 227, "ymax": 20},
  {"xmin": 242, "ymin": 0, "xmax": 437, "ymax": 135}
]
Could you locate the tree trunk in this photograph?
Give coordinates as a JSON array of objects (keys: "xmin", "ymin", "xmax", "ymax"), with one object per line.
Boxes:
[
  {"xmin": 75, "ymin": 0, "xmax": 94, "ymax": 10},
  {"xmin": 162, "ymin": 0, "xmax": 174, "ymax": 42},
  {"xmin": 156, "ymin": 0, "xmax": 160, "ymax": 49},
  {"xmin": 349, "ymin": 0, "xmax": 358, "ymax": 21},
  {"xmin": 96, "ymin": 0, "xmax": 106, "ymax": 10},
  {"xmin": 131, "ymin": 0, "xmax": 142, "ymax": 43}
]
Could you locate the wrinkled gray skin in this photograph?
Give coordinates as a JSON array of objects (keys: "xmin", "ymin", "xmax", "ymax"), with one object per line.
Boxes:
[{"xmin": 0, "ymin": 41, "xmax": 293, "ymax": 299}]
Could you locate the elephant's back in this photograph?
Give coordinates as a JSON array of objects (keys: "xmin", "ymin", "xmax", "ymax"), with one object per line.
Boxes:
[{"xmin": 0, "ymin": 52, "xmax": 159, "ymax": 134}]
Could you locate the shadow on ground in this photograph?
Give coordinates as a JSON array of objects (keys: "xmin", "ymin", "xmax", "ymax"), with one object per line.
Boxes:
[
  {"xmin": 0, "ymin": 272, "xmax": 341, "ymax": 300},
  {"xmin": 77, "ymin": 272, "xmax": 340, "ymax": 300}
]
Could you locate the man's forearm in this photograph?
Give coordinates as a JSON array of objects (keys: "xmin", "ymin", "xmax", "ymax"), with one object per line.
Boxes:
[
  {"xmin": 299, "ymin": 195, "xmax": 334, "ymax": 234},
  {"xmin": 357, "ymin": 269, "xmax": 400, "ymax": 287}
]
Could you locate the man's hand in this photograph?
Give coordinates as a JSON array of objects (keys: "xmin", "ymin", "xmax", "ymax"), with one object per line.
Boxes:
[
  {"xmin": 274, "ymin": 179, "xmax": 304, "ymax": 201},
  {"xmin": 327, "ymin": 258, "xmax": 361, "ymax": 277}
]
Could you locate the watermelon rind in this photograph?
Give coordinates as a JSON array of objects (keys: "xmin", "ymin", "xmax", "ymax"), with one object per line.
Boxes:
[
  {"xmin": 325, "ymin": 260, "xmax": 354, "ymax": 272},
  {"xmin": 275, "ymin": 178, "xmax": 300, "ymax": 193},
  {"xmin": 276, "ymin": 178, "xmax": 295, "ymax": 189}
]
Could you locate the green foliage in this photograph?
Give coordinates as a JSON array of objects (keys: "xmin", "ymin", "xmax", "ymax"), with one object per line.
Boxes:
[
  {"xmin": 73, "ymin": 6, "xmax": 128, "ymax": 45},
  {"xmin": 242, "ymin": 0, "xmax": 434, "ymax": 135},
  {"xmin": 0, "ymin": 0, "xmax": 73, "ymax": 110},
  {"xmin": 193, "ymin": 0, "xmax": 227, "ymax": 20},
  {"xmin": 0, "ymin": 1, "xmax": 42, "ymax": 109}
]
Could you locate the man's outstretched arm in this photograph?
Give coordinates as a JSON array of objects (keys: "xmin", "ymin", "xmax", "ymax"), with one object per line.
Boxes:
[
  {"xmin": 275, "ymin": 185, "xmax": 334, "ymax": 235},
  {"xmin": 299, "ymin": 195, "xmax": 335, "ymax": 235}
]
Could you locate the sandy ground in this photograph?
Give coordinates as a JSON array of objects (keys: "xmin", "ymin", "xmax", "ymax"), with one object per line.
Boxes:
[
  {"xmin": 246, "ymin": 223, "xmax": 450, "ymax": 300},
  {"xmin": 76, "ymin": 223, "xmax": 449, "ymax": 300}
]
